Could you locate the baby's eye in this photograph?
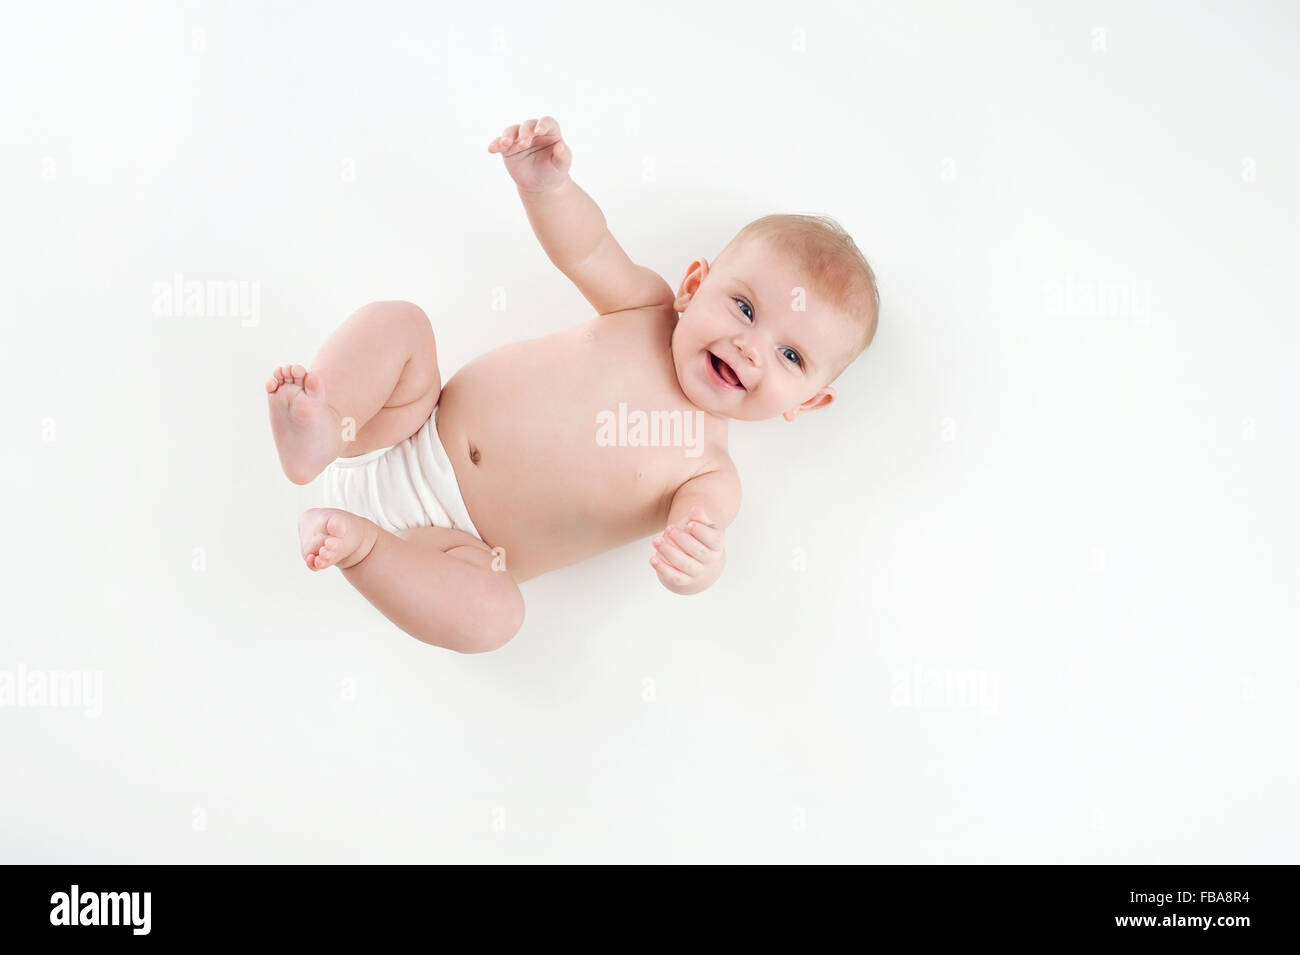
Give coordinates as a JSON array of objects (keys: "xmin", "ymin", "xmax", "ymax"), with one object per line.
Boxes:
[
  {"xmin": 734, "ymin": 298, "xmax": 753, "ymax": 320},
  {"xmin": 781, "ymin": 347, "xmax": 802, "ymax": 366}
]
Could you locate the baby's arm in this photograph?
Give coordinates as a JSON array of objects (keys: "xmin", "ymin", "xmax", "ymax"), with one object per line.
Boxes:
[
  {"xmin": 650, "ymin": 465, "xmax": 742, "ymax": 596},
  {"xmin": 490, "ymin": 116, "xmax": 674, "ymax": 316}
]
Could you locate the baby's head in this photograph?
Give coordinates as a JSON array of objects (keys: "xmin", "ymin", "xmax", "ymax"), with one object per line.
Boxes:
[{"xmin": 670, "ymin": 213, "xmax": 879, "ymax": 422}]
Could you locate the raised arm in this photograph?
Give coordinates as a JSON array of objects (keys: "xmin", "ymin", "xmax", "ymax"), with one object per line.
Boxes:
[{"xmin": 489, "ymin": 117, "xmax": 674, "ymax": 316}]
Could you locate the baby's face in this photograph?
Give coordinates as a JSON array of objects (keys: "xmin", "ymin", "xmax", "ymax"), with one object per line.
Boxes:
[{"xmin": 670, "ymin": 240, "xmax": 851, "ymax": 422}]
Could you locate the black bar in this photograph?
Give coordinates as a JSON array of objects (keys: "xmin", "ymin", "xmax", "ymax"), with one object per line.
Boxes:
[{"xmin": 0, "ymin": 864, "xmax": 1290, "ymax": 942}]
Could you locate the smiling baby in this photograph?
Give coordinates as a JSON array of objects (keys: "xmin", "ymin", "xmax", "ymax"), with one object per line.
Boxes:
[{"xmin": 266, "ymin": 115, "xmax": 879, "ymax": 652}]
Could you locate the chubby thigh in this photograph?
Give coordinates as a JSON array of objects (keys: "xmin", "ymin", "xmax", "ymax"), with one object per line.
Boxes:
[{"xmin": 342, "ymin": 524, "xmax": 525, "ymax": 653}]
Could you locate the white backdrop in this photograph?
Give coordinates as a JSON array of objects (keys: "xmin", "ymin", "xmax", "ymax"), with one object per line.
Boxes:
[{"xmin": 2, "ymin": 0, "xmax": 1296, "ymax": 863}]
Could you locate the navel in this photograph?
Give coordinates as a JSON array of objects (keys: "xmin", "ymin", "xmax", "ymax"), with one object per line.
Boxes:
[{"xmin": 468, "ymin": 443, "xmax": 481, "ymax": 465}]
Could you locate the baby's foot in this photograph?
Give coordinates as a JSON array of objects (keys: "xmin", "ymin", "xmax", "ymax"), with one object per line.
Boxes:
[
  {"xmin": 299, "ymin": 507, "xmax": 377, "ymax": 571},
  {"xmin": 266, "ymin": 364, "xmax": 342, "ymax": 484}
]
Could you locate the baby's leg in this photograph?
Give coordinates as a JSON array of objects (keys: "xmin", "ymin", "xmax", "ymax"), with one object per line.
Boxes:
[
  {"xmin": 299, "ymin": 507, "xmax": 525, "ymax": 654},
  {"xmin": 267, "ymin": 300, "xmax": 442, "ymax": 484}
]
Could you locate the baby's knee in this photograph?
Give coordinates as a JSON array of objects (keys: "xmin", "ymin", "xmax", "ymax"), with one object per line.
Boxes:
[
  {"xmin": 376, "ymin": 299, "xmax": 431, "ymax": 328},
  {"xmin": 457, "ymin": 585, "xmax": 525, "ymax": 654},
  {"xmin": 357, "ymin": 300, "xmax": 434, "ymax": 340},
  {"xmin": 408, "ymin": 577, "xmax": 524, "ymax": 654}
]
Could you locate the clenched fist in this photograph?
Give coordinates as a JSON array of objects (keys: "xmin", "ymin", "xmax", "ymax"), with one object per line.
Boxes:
[
  {"xmin": 650, "ymin": 506, "xmax": 725, "ymax": 594},
  {"xmin": 487, "ymin": 115, "xmax": 572, "ymax": 196}
]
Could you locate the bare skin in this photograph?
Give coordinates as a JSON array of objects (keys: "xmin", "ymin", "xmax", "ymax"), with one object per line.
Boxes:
[{"xmin": 266, "ymin": 116, "xmax": 869, "ymax": 653}]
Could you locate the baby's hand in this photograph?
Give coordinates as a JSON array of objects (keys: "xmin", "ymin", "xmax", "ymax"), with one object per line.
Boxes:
[
  {"xmin": 650, "ymin": 505, "xmax": 724, "ymax": 593},
  {"xmin": 488, "ymin": 115, "xmax": 572, "ymax": 195}
]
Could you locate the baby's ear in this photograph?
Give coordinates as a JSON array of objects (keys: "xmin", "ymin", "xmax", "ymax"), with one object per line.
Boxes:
[
  {"xmin": 784, "ymin": 387, "xmax": 835, "ymax": 421},
  {"xmin": 676, "ymin": 257, "xmax": 709, "ymax": 302}
]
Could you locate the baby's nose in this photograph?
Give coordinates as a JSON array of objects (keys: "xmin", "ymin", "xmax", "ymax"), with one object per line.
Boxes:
[{"xmin": 732, "ymin": 333, "xmax": 761, "ymax": 365}]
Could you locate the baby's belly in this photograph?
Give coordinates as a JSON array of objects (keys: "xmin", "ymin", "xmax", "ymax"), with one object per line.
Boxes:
[{"xmin": 436, "ymin": 368, "xmax": 681, "ymax": 583}]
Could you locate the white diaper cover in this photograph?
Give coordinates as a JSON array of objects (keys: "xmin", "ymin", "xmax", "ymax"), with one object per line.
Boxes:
[{"xmin": 321, "ymin": 405, "xmax": 483, "ymax": 539}]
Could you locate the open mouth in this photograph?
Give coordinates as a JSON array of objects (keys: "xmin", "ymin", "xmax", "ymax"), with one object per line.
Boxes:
[{"xmin": 708, "ymin": 351, "xmax": 745, "ymax": 390}]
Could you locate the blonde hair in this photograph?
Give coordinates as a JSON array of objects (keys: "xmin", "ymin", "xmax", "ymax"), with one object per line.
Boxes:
[{"xmin": 715, "ymin": 213, "xmax": 879, "ymax": 379}]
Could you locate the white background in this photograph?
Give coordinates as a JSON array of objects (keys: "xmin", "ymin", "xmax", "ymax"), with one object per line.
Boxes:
[{"xmin": 2, "ymin": 0, "xmax": 1296, "ymax": 862}]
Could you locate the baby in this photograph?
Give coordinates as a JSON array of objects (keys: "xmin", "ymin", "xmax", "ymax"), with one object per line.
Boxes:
[{"xmin": 266, "ymin": 116, "xmax": 879, "ymax": 653}]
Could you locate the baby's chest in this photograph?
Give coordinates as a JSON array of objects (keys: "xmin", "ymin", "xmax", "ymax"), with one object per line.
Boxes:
[
  {"xmin": 508, "ymin": 381, "xmax": 709, "ymax": 532},
  {"xmin": 463, "ymin": 314, "xmax": 724, "ymax": 522},
  {"xmin": 530, "ymin": 393, "xmax": 708, "ymax": 522}
]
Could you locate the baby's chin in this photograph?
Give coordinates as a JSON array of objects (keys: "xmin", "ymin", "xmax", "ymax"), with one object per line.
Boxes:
[{"xmin": 673, "ymin": 365, "xmax": 739, "ymax": 418}]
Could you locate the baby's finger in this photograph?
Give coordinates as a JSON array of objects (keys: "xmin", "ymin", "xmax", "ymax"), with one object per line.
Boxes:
[
  {"xmin": 534, "ymin": 115, "xmax": 560, "ymax": 141},
  {"xmin": 665, "ymin": 524, "xmax": 713, "ymax": 562},
  {"xmin": 507, "ymin": 118, "xmax": 538, "ymax": 152},
  {"xmin": 682, "ymin": 519, "xmax": 723, "ymax": 551},
  {"xmin": 490, "ymin": 124, "xmax": 520, "ymax": 153},
  {"xmin": 652, "ymin": 535, "xmax": 702, "ymax": 577},
  {"xmin": 517, "ymin": 117, "xmax": 540, "ymax": 148},
  {"xmin": 651, "ymin": 554, "xmax": 690, "ymax": 588},
  {"xmin": 686, "ymin": 505, "xmax": 715, "ymax": 526}
]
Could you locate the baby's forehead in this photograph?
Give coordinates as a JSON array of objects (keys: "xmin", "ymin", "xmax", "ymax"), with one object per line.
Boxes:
[
  {"xmin": 729, "ymin": 264, "xmax": 838, "ymax": 318},
  {"xmin": 733, "ymin": 245, "xmax": 832, "ymax": 298},
  {"xmin": 744, "ymin": 240, "xmax": 869, "ymax": 313},
  {"xmin": 734, "ymin": 268, "xmax": 859, "ymax": 352}
]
